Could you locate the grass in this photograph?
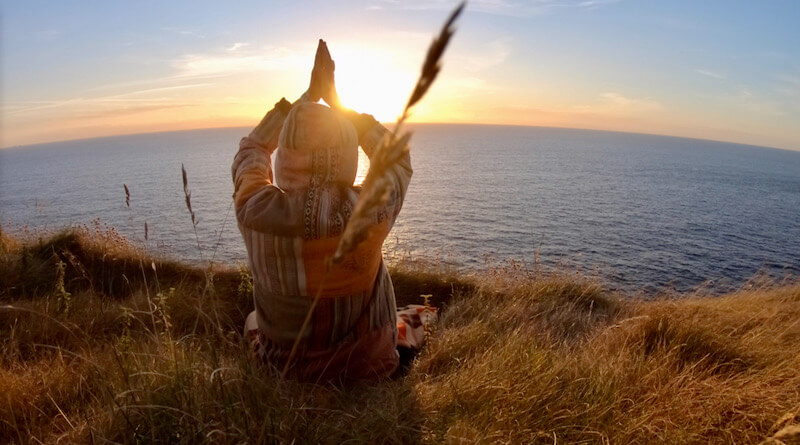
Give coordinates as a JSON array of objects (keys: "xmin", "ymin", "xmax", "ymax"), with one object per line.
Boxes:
[{"xmin": 1, "ymin": 227, "xmax": 800, "ymax": 444}]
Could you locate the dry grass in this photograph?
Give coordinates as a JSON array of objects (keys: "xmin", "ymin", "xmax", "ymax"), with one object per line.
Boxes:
[
  {"xmin": 1, "ymin": 228, "xmax": 800, "ymax": 444},
  {"xmin": 413, "ymin": 270, "xmax": 800, "ymax": 444}
]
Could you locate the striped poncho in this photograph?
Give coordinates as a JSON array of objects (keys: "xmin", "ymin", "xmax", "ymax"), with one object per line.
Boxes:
[{"xmin": 233, "ymin": 98, "xmax": 412, "ymax": 382}]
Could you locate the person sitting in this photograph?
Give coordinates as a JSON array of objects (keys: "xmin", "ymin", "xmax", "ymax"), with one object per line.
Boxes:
[{"xmin": 232, "ymin": 41, "xmax": 413, "ymax": 382}]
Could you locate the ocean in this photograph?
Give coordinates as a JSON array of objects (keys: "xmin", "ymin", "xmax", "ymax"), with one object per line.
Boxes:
[{"xmin": 1, "ymin": 124, "xmax": 799, "ymax": 294}]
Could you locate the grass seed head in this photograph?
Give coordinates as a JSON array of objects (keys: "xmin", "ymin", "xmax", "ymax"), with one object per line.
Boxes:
[
  {"xmin": 406, "ymin": 1, "xmax": 465, "ymax": 111},
  {"xmin": 123, "ymin": 184, "xmax": 130, "ymax": 208},
  {"xmin": 333, "ymin": 3, "xmax": 463, "ymax": 263}
]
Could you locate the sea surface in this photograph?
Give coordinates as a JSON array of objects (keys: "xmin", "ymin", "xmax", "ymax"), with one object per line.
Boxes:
[{"xmin": 1, "ymin": 124, "xmax": 799, "ymax": 294}]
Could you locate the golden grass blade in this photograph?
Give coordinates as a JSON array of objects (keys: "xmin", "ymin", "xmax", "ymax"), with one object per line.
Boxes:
[
  {"xmin": 332, "ymin": 134, "xmax": 410, "ymax": 263},
  {"xmin": 332, "ymin": 3, "xmax": 463, "ymax": 264},
  {"xmin": 181, "ymin": 163, "xmax": 202, "ymax": 254},
  {"xmin": 406, "ymin": 1, "xmax": 465, "ymax": 111},
  {"xmin": 123, "ymin": 184, "xmax": 131, "ymax": 208}
]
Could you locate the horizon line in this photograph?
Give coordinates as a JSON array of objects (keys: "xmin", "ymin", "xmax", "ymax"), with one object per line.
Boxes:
[{"xmin": 2, "ymin": 122, "xmax": 798, "ymax": 154}]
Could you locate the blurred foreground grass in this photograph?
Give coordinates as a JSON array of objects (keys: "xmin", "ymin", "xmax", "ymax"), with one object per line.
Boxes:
[{"xmin": 1, "ymin": 226, "xmax": 799, "ymax": 444}]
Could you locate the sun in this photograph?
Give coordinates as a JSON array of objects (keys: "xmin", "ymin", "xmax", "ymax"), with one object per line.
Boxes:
[{"xmin": 328, "ymin": 46, "xmax": 416, "ymax": 123}]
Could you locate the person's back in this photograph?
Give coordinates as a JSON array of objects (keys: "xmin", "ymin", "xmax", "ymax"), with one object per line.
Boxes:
[{"xmin": 233, "ymin": 93, "xmax": 412, "ymax": 382}]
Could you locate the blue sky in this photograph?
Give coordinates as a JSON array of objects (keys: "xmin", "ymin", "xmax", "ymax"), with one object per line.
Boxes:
[{"xmin": 2, "ymin": 1, "xmax": 799, "ymax": 150}]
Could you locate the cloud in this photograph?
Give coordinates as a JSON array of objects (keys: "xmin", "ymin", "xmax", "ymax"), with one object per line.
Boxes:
[
  {"xmin": 3, "ymin": 42, "xmax": 307, "ymax": 125},
  {"xmin": 447, "ymin": 77, "xmax": 497, "ymax": 93},
  {"xmin": 65, "ymin": 104, "xmax": 197, "ymax": 121},
  {"xmin": 3, "ymin": 39, "xmax": 321, "ymax": 147},
  {"xmin": 732, "ymin": 89, "xmax": 784, "ymax": 116},
  {"xmin": 578, "ymin": 0, "xmax": 622, "ymax": 9},
  {"xmin": 118, "ymin": 83, "xmax": 214, "ymax": 96},
  {"xmin": 3, "ymin": 84, "xmax": 212, "ymax": 116},
  {"xmin": 453, "ymin": 38, "xmax": 512, "ymax": 72},
  {"xmin": 483, "ymin": 91, "xmax": 664, "ymax": 132},
  {"xmin": 487, "ymin": 101, "xmax": 663, "ymax": 133},
  {"xmin": 172, "ymin": 46, "xmax": 306, "ymax": 78},
  {"xmin": 371, "ymin": 0, "xmax": 621, "ymax": 16},
  {"xmin": 84, "ymin": 44, "xmax": 296, "ymax": 93},
  {"xmin": 227, "ymin": 42, "xmax": 250, "ymax": 52},
  {"xmin": 381, "ymin": 0, "xmax": 518, "ymax": 14},
  {"xmin": 695, "ymin": 68, "xmax": 726, "ymax": 80},
  {"xmin": 161, "ymin": 27, "xmax": 205, "ymax": 39},
  {"xmin": 776, "ymin": 73, "xmax": 800, "ymax": 97},
  {"xmin": 34, "ymin": 29, "xmax": 62, "ymax": 41},
  {"xmin": 574, "ymin": 92, "xmax": 663, "ymax": 113}
]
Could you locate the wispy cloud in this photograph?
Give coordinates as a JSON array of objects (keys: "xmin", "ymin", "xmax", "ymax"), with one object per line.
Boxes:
[
  {"xmin": 776, "ymin": 72, "xmax": 800, "ymax": 97},
  {"xmin": 3, "ymin": 42, "xmax": 308, "ymax": 123},
  {"xmin": 227, "ymin": 42, "xmax": 250, "ymax": 52},
  {"xmin": 695, "ymin": 68, "xmax": 726, "ymax": 80},
  {"xmin": 161, "ymin": 27, "xmax": 206, "ymax": 39},
  {"xmin": 453, "ymin": 38, "xmax": 512, "ymax": 72},
  {"xmin": 578, "ymin": 0, "xmax": 622, "ymax": 10},
  {"xmin": 448, "ymin": 77, "xmax": 497, "ymax": 93},
  {"xmin": 575, "ymin": 92, "xmax": 663, "ymax": 113},
  {"xmin": 732, "ymin": 89, "xmax": 784, "ymax": 116},
  {"xmin": 3, "ymin": 84, "xmax": 211, "ymax": 116},
  {"xmin": 33, "ymin": 29, "xmax": 62, "ymax": 41},
  {"xmin": 371, "ymin": 0, "xmax": 621, "ymax": 16},
  {"xmin": 82, "ymin": 43, "xmax": 295, "ymax": 94},
  {"xmin": 441, "ymin": 38, "xmax": 511, "ymax": 99},
  {"xmin": 485, "ymin": 92, "xmax": 664, "ymax": 132},
  {"xmin": 2, "ymin": 39, "xmax": 317, "ymax": 147},
  {"xmin": 172, "ymin": 45, "xmax": 306, "ymax": 78},
  {"xmin": 65, "ymin": 103, "xmax": 197, "ymax": 121}
]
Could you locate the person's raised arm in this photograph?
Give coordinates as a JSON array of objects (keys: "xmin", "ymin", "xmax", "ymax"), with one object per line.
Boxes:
[
  {"xmin": 232, "ymin": 97, "xmax": 292, "ymax": 208},
  {"xmin": 245, "ymin": 38, "xmax": 335, "ymax": 147},
  {"xmin": 231, "ymin": 41, "xmax": 329, "ymax": 233}
]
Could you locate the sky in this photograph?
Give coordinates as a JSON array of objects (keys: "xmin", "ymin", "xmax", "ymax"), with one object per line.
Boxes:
[{"xmin": 1, "ymin": 0, "xmax": 799, "ymax": 150}]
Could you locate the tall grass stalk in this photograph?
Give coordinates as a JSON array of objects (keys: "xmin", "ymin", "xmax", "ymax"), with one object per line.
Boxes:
[
  {"xmin": 123, "ymin": 184, "xmax": 130, "ymax": 208},
  {"xmin": 333, "ymin": 1, "xmax": 465, "ymax": 263},
  {"xmin": 181, "ymin": 163, "xmax": 202, "ymax": 257},
  {"xmin": 209, "ymin": 200, "xmax": 234, "ymax": 267}
]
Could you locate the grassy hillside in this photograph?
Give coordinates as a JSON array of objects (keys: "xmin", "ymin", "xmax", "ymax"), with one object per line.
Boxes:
[{"xmin": 1, "ymin": 226, "xmax": 799, "ymax": 444}]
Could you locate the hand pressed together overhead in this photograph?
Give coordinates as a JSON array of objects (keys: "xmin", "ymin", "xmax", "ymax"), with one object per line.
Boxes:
[{"xmin": 307, "ymin": 39, "xmax": 344, "ymax": 109}]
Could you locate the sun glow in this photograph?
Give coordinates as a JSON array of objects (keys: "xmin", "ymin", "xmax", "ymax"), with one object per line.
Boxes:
[{"xmin": 328, "ymin": 45, "xmax": 417, "ymax": 123}]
